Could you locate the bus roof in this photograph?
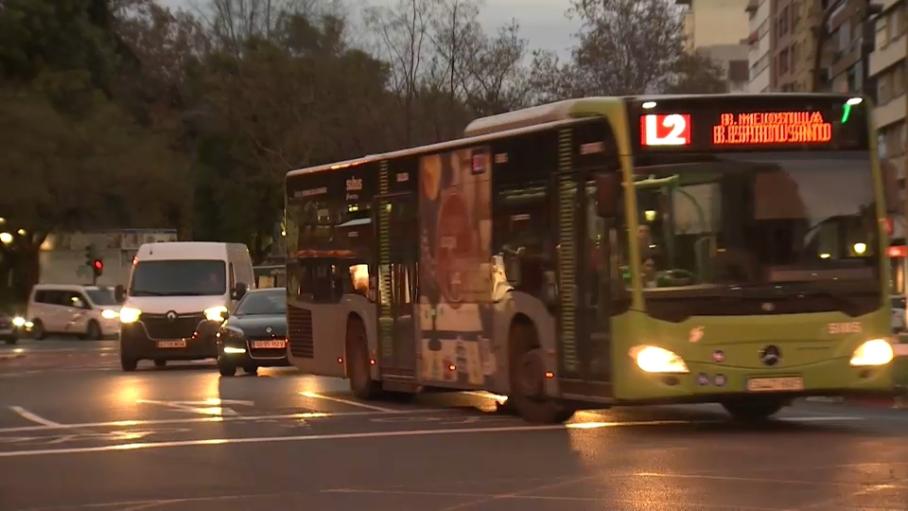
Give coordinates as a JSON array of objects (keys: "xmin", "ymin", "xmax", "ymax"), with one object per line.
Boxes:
[{"xmin": 286, "ymin": 93, "xmax": 864, "ymax": 179}]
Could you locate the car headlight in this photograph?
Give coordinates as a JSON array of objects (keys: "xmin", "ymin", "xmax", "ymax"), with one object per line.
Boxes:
[
  {"xmin": 223, "ymin": 346, "xmax": 246, "ymax": 355},
  {"xmin": 204, "ymin": 305, "xmax": 229, "ymax": 322},
  {"xmin": 101, "ymin": 309, "xmax": 119, "ymax": 320},
  {"xmin": 850, "ymin": 339, "xmax": 894, "ymax": 367},
  {"xmin": 119, "ymin": 307, "xmax": 142, "ymax": 324},
  {"xmin": 11, "ymin": 316, "xmax": 26, "ymax": 328},
  {"xmin": 631, "ymin": 345, "xmax": 690, "ymax": 374}
]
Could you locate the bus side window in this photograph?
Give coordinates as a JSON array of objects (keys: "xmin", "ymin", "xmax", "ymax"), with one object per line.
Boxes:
[{"xmin": 494, "ymin": 184, "xmax": 550, "ymax": 297}]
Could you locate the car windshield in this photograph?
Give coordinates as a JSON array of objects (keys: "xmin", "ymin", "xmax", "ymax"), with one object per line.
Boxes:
[
  {"xmin": 85, "ymin": 289, "xmax": 117, "ymax": 306},
  {"xmin": 130, "ymin": 260, "xmax": 226, "ymax": 297},
  {"xmin": 235, "ymin": 290, "xmax": 286, "ymax": 316},
  {"xmin": 632, "ymin": 151, "xmax": 878, "ymax": 291}
]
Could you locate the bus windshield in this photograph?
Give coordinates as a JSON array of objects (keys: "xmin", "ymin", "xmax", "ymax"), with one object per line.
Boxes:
[
  {"xmin": 632, "ymin": 151, "xmax": 879, "ymax": 307},
  {"xmin": 130, "ymin": 260, "xmax": 227, "ymax": 297}
]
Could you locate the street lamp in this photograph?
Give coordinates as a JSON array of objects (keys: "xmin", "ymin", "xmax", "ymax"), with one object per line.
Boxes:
[
  {"xmin": 16, "ymin": 228, "xmax": 25, "ymax": 236},
  {"xmin": 0, "ymin": 232, "xmax": 12, "ymax": 245}
]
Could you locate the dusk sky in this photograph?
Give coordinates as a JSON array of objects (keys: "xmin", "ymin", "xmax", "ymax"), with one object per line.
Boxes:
[{"xmin": 159, "ymin": 0, "xmax": 580, "ymax": 55}]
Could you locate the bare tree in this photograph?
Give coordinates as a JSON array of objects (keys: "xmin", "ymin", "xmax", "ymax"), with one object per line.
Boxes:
[
  {"xmin": 569, "ymin": 0, "xmax": 685, "ymax": 95},
  {"xmin": 203, "ymin": 0, "xmax": 322, "ymax": 52},
  {"xmin": 460, "ymin": 20, "xmax": 530, "ymax": 115},
  {"xmin": 366, "ymin": 0, "xmax": 438, "ymax": 145}
]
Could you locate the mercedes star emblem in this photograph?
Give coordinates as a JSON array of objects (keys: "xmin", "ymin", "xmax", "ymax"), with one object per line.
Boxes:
[{"xmin": 760, "ymin": 345, "xmax": 781, "ymax": 366}]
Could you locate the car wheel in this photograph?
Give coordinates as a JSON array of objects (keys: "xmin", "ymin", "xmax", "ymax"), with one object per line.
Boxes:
[
  {"xmin": 722, "ymin": 399, "xmax": 786, "ymax": 421},
  {"xmin": 154, "ymin": 359, "xmax": 167, "ymax": 368},
  {"xmin": 346, "ymin": 317, "xmax": 381, "ymax": 400},
  {"xmin": 31, "ymin": 319, "xmax": 45, "ymax": 340},
  {"xmin": 219, "ymin": 360, "xmax": 237, "ymax": 377},
  {"xmin": 83, "ymin": 320, "xmax": 101, "ymax": 341},
  {"xmin": 121, "ymin": 354, "xmax": 138, "ymax": 372},
  {"xmin": 243, "ymin": 365, "xmax": 258, "ymax": 375}
]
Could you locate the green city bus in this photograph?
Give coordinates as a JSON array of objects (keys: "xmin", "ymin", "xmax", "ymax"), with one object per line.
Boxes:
[{"xmin": 284, "ymin": 94, "xmax": 897, "ymax": 423}]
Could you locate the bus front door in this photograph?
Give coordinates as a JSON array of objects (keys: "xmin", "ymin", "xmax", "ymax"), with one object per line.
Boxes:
[{"xmin": 375, "ymin": 194, "xmax": 418, "ymax": 381}]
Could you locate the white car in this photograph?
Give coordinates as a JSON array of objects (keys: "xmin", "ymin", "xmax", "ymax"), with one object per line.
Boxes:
[{"xmin": 27, "ymin": 285, "xmax": 121, "ymax": 340}]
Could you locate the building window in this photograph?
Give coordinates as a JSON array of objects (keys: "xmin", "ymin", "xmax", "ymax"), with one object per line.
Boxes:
[{"xmin": 839, "ymin": 20, "xmax": 851, "ymax": 52}]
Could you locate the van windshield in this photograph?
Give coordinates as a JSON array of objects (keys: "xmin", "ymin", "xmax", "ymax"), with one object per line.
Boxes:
[{"xmin": 130, "ymin": 260, "xmax": 227, "ymax": 297}]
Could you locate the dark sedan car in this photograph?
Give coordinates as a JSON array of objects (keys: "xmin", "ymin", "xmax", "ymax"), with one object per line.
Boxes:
[{"xmin": 216, "ymin": 288, "xmax": 289, "ymax": 376}]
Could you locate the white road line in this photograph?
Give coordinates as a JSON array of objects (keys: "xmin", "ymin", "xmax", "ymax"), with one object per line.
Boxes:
[
  {"xmin": 634, "ymin": 472, "xmax": 908, "ymax": 489},
  {"xmin": 783, "ymin": 416, "xmax": 864, "ymax": 422},
  {"xmin": 8, "ymin": 406, "xmax": 63, "ymax": 427},
  {"xmin": 0, "ymin": 415, "xmax": 865, "ymax": 458},
  {"xmin": 322, "ymin": 489, "xmax": 782, "ymax": 510},
  {"xmin": 0, "ymin": 408, "xmax": 448, "ymax": 433},
  {"xmin": 300, "ymin": 391, "xmax": 397, "ymax": 412}
]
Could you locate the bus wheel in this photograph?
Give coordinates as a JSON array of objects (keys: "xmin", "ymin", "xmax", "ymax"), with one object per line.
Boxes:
[
  {"xmin": 346, "ymin": 317, "xmax": 381, "ymax": 400},
  {"xmin": 509, "ymin": 324, "xmax": 574, "ymax": 424},
  {"xmin": 722, "ymin": 399, "xmax": 785, "ymax": 421}
]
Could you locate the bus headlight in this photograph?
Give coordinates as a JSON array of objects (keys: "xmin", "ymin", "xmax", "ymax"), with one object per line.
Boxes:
[
  {"xmin": 850, "ymin": 339, "xmax": 894, "ymax": 367},
  {"xmin": 11, "ymin": 316, "xmax": 26, "ymax": 328},
  {"xmin": 631, "ymin": 345, "xmax": 689, "ymax": 374},
  {"xmin": 204, "ymin": 306, "xmax": 229, "ymax": 322},
  {"xmin": 119, "ymin": 307, "xmax": 142, "ymax": 324}
]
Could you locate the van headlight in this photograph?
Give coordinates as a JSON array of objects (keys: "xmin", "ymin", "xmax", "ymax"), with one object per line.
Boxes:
[
  {"xmin": 850, "ymin": 339, "xmax": 894, "ymax": 367},
  {"xmin": 631, "ymin": 345, "xmax": 689, "ymax": 374},
  {"xmin": 204, "ymin": 306, "xmax": 229, "ymax": 322},
  {"xmin": 12, "ymin": 316, "xmax": 26, "ymax": 328},
  {"xmin": 101, "ymin": 309, "xmax": 119, "ymax": 320},
  {"xmin": 119, "ymin": 307, "xmax": 142, "ymax": 324}
]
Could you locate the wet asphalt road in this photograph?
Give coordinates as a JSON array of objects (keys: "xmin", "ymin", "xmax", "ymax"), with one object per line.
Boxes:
[{"xmin": 0, "ymin": 339, "xmax": 906, "ymax": 511}]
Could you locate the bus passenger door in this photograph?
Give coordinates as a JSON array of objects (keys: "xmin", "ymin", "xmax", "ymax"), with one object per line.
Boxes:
[
  {"xmin": 580, "ymin": 178, "xmax": 613, "ymax": 385},
  {"xmin": 374, "ymin": 193, "xmax": 418, "ymax": 380}
]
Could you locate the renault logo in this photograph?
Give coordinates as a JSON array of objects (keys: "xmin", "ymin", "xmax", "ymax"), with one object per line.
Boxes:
[
  {"xmin": 166, "ymin": 311, "xmax": 178, "ymax": 322},
  {"xmin": 760, "ymin": 345, "xmax": 781, "ymax": 366}
]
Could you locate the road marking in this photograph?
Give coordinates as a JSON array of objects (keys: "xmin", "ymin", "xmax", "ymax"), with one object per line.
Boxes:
[
  {"xmin": 0, "ymin": 409, "xmax": 448, "ymax": 433},
  {"xmin": 8, "ymin": 406, "xmax": 63, "ymax": 427},
  {"xmin": 634, "ymin": 472, "xmax": 908, "ymax": 489},
  {"xmin": 0, "ymin": 415, "xmax": 865, "ymax": 458},
  {"xmin": 322, "ymin": 488, "xmax": 781, "ymax": 510},
  {"xmin": 19, "ymin": 492, "xmax": 290, "ymax": 511},
  {"xmin": 300, "ymin": 391, "xmax": 397, "ymax": 412},
  {"xmin": 136, "ymin": 399, "xmax": 255, "ymax": 417}
]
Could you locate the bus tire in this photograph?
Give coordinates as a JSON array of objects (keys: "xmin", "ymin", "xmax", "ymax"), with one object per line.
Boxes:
[
  {"xmin": 346, "ymin": 317, "xmax": 381, "ymax": 400},
  {"xmin": 722, "ymin": 399, "xmax": 785, "ymax": 421},
  {"xmin": 509, "ymin": 322, "xmax": 575, "ymax": 424}
]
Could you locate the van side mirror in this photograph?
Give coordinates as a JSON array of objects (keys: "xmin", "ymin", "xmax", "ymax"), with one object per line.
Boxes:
[
  {"xmin": 882, "ymin": 160, "xmax": 901, "ymax": 215},
  {"xmin": 595, "ymin": 173, "xmax": 622, "ymax": 218},
  {"xmin": 114, "ymin": 285, "xmax": 126, "ymax": 304},
  {"xmin": 232, "ymin": 282, "xmax": 248, "ymax": 300}
]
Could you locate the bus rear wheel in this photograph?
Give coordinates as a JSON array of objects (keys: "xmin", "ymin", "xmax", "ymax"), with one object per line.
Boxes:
[
  {"xmin": 722, "ymin": 399, "xmax": 786, "ymax": 421},
  {"xmin": 346, "ymin": 317, "xmax": 381, "ymax": 400},
  {"xmin": 509, "ymin": 324, "xmax": 574, "ymax": 424}
]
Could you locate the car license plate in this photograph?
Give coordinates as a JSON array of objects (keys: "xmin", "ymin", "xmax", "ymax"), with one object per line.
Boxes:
[
  {"xmin": 252, "ymin": 340, "xmax": 286, "ymax": 349},
  {"xmin": 746, "ymin": 376, "xmax": 804, "ymax": 392},
  {"xmin": 157, "ymin": 340, "xmax": 187, "ymax": 349}
]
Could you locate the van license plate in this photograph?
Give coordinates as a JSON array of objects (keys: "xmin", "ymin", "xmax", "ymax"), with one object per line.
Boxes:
[
  {"xmin": 252, "ymin": 340, "xmax": 286, "ymax": 349},
  {"xmin": 157, "ymin": 340, "xmax": 187, "ymax": 349},
  {"xmin": 746, "ymin": 376, "xmax": 804, "ymax": 392}
]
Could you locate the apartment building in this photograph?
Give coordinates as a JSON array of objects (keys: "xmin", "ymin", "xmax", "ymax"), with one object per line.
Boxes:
[
  {"xmin": 677, "ymin": 0, "xmax": 752, "ymax": 91},
  {"xmin": 869, "ymin": 0, "xmax": 907, "ymax": 186},
  {"xmin": 746, "ymin": 0, "xmax": 773, "ymax": 92}
]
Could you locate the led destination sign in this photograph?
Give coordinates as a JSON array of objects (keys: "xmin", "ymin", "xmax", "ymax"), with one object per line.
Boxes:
[{"xmin": 713, "ymin": 111, "xmax": 833, "ymax": 145}]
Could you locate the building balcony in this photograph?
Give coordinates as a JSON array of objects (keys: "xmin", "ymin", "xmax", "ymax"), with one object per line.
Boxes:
[
  {"xmin": 874, "ymin": 93, "xmax": 907, "ymax": 129},
  {"xmin": 869, "ymin": 33, "xmax": 907, "ymax": 77}
]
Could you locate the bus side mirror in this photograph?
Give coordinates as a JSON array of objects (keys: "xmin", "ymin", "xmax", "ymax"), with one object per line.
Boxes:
[
  {"xmin": 232, "ymin": 282, "xmax": 248, "ymax": 300},
  {"xmin": 596, "ymin": 173, "xmax": 622, "ymax": 218},
  {"xmin": 114, "ymin": 285, "xmax": 126, "ymax": 304},
  {"xmin": 882, "ymin": 160, "xmax": 901, "ymax": 215}
]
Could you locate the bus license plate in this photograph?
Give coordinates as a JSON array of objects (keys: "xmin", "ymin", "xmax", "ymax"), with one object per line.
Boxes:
[
  {"xmin": 746, "ymin": 376, "xmax": 804, "ymax": 392},
  {"xmin": 252, "ymin": 340, "xmax": 286, "ymax": 349},
  {"xmin": 157, "ymin": 340, "xmax": 187, "ymax": 349}
]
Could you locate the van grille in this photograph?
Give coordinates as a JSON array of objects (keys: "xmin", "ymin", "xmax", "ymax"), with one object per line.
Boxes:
[
  {"xmin": 141, "ymin": 313, "xmax": 204, "ymax": 340},
  {"xmin": 288, "ymin": 305, "xmax": 314, "ymax": 358}
]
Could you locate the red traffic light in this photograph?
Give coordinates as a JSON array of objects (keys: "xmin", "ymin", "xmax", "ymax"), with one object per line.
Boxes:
[{"xmin": 92, "ymin": 259, "xmax": 104, "ymax": 272}]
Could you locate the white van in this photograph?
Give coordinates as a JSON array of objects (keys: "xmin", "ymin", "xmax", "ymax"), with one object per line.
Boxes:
[
  {"xmin": 27, "ymin": 285, "xmax": 121, "ymax": 340},
  {"xmin": 118, "ymin": 242, "xmax": 254, "ymax": 371}
]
